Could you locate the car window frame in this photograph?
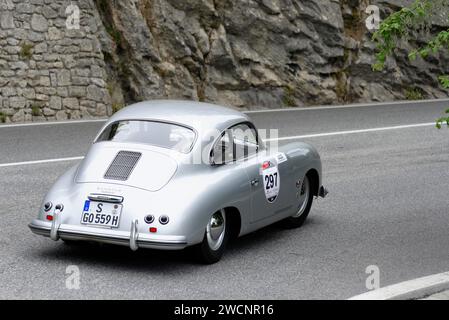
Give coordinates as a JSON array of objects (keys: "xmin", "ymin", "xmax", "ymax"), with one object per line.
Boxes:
[{"xmin": 210, "ymin": 121, "xmax": 262, "ymax": 166}]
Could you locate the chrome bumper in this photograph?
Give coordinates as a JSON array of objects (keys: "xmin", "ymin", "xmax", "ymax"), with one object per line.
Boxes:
[{"xmin": 29, "ymin": 219, "xmax": 188, "ymax": 250}]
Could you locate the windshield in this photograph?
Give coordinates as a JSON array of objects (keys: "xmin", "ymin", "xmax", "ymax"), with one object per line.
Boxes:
[{"xmin": 96, "ymin": 120, "xmax": 196, "ymax": 153}]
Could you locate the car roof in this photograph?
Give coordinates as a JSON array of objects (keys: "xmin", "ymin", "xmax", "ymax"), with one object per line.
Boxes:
[{"xmin": 108, "ymin": 100, "xmax": 250, "ymax": 132}]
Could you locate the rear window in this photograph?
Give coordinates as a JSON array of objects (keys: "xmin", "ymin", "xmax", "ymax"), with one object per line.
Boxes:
[{"xmin": 96, "ymin": 120, "xmax": 196, "ymax": 153}]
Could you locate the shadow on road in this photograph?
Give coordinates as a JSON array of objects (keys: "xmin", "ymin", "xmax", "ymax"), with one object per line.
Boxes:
[{"xmin": 29, "ymin": 217, "xmax": 320, "ymax": 272}]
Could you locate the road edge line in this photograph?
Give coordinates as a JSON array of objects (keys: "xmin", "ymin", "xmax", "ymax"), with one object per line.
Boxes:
[
  {"xmin": 0, "ymin": 119, "xmax": 107, "ymax": 129},
  {"xmin": 348, "ymin": 272, "xmax": 449, "ymax": 300},
  {"xmin": 245, "ymin": 98, "xmax": 449, "ymax": 114},
  {"xmin": 0, "ymin": 156, "xmax": 84, "ymax": 168},
  {"xmin": 264, "ymin": 122, "xmax": 436, "ymax": 142}
]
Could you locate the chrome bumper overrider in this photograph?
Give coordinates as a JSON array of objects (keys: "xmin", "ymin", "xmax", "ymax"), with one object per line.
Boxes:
[{"xmin": 29, "ymin": 219, "xmax": 188, "ymax": 250}]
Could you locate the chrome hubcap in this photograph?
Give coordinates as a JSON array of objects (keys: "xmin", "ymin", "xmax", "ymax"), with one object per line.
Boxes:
[
  {"xmin": 292, "ymin": 176, "xmax": 310, "ymax": 218},
  {"xmin": 206, "ymin": 209, "xmax": 226, "ymax": 251}
]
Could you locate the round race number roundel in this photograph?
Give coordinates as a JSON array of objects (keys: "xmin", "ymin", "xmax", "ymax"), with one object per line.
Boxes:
[{"xmin": 261, "ymin": 161, "xmax": 280, "ymax": 203}]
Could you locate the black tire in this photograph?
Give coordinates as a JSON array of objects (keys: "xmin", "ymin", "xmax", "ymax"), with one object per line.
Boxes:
[
  {"xmin": 282, "ymin": 175, "xmax": 314, "ymax": 229},
  {"xmin": 194, "ymin": 210, "xmax": 230, "ymax": 264}
]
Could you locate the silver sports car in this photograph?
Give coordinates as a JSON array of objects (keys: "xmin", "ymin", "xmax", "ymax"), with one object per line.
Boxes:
[{"xmin": 29, "ymin": 100, "xmax": 327, "ymax": 263}]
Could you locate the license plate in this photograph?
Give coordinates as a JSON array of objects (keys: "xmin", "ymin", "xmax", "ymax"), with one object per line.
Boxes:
[{"xmin": 80, "ymin": 200, "xmax": 122, "ymax": 228}]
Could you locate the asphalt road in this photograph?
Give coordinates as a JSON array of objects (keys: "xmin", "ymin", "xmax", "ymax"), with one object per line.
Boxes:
[{"xmin": 1, "ymin": 99, "xmax": 449, "ymax": 299}]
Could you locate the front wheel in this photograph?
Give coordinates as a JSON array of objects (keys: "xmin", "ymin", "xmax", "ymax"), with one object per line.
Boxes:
[
  {"xmin": 282, "ymin": 175, "xmax": 314, "ymax": 228},
  {"xmin": 194, "ymin": 209, "xmax": 230, "ymax": 264}
]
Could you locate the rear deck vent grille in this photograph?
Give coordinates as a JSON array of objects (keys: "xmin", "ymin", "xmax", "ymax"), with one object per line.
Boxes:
[{"xmin": 104, "ymin": 151, "xmax": 142, "ymax": 181}]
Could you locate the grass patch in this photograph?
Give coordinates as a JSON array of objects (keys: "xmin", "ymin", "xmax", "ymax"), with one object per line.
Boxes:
[
  {"xmin": 405, "ymin": 87, "xmax": 424, "ymax": 101},
  {"xmin": 335, "ymin": 71, "xmax": 348, "ymax": 102},
  {"xmin": 282, "ymin": 86, "xmax": 296, "ymax": 107},
  {"xmin": 95, "ymin": 0, "xmax": 122, "ymax": 45},
  {"xmin": 106, "ymin": 26, "xmax": 122, "ymax": 44},
  {"xmin": 31, "ymin": 105, "xmax": 41, "ymax": 116},
  {"xmin": 19, "ymin": 42, "xmax": 33, "ymax": 60},
  {"xmin": 112, "ymin": 103, "xmax": 124, "ymax": 114},
  {"xmin": 0, "ymin": 112, "xmax": 6, "ymax": 123},
  {"xmin": 106, "ymin": 82, "xmax": 114, "ymax": 97}
]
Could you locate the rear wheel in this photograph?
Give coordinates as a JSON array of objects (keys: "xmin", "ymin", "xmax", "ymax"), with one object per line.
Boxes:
[
  {"xmin": 282, "ymin": 175, "xmax": 314, "ymax": 228},
  {"xmin": 194, "ymin": 209, "xmax": 230, "ymax": 264}
]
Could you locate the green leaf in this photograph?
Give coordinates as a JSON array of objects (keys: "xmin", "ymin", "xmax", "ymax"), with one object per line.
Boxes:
[{"xmin": 409, "ymin": 51, "xmax": 418, "ymax": 61}]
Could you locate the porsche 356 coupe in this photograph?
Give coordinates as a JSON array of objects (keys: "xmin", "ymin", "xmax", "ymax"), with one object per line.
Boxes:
[{"xmin": 29, "ymin": 100, "xmax": 327, "ymax": 263}]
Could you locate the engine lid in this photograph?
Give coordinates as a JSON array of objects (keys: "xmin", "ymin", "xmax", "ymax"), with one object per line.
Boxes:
[{"xmin": 75, "ymin": 143, "xmax": 178, "ymax": 192}]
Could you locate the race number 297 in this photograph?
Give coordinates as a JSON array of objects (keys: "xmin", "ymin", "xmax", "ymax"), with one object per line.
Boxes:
[
  {"xmin": 263, "ymin": 166, "xmax": 280, "ymax": 203},
  {"xmin": 265, "ymin": 172, "xmax": 278, "ymax": 190}
]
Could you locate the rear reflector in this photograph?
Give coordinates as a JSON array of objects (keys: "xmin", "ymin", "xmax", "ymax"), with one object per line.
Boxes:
[
  {"xmin": 46, "ymin": 215, "xmax": 53, "ymax": 221},
  {"xmin": 149, "ymin": 227, "xmax": 157, "ymax": 233}
]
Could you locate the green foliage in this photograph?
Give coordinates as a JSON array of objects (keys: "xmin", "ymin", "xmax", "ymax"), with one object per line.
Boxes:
[
  {"xmin": 0, "ymin": 112, "xmax": 6, "ymax": 123},
  {"xmin": 106, "ymin": 82, "xmax": 115, "ymax": 97},
  {"xmin": 95, "ymin": 0, "xmax": 122, "ymax": 45},
  {"xmin": 19, "ymin": 42, "xmax": 33, "ymax": 60},
  {"xmin": 436, "ymin": 109, "xmax": 449, "ymax": 129},
  {"xmin": 405, "ymin": 87, "xmax": 424, "ymax": 100},
  {"xmin": 372, "ymin": 0, "xmax": 448, "ymax": 71},
  {"xmin": 438, "ymin": 75, "xmax": 449, "ymax": 89},
  {"xmin": 106, "ymin": 25, "xmax": 122, "ymax": 44},
  {"xmin": 282, "ymin": 86, "xmax": 296, "ymax": 107},
  {"xmin": 372, "ymin": 0, "xmax": 449, "ymax": 127},
  {"xmin": 112, "ymin": 103, "xmax": 124, "ymax": 114},
  {"xmin": 31, "ymin": 105, "xmax": 41, "ymax": 117}
]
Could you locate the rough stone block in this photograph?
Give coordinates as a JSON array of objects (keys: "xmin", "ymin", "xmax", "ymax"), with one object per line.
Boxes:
[
  {"xmin": 57, "ymin": 69, "xmax": 71, "ymax": 86},
  {"xmin": 31, "ymin": 14, "xmax": 48, "ymax": 32},
  {"xmin": 0, "ymin": 12, "xmax": 15, "ymax": 29},
  {"xmin": 62, "ymin": 97, "xmax": 79, "ymax": 110},
  {"xmin": 10, "ymin": 96, "xmax": 26, "ymax": 109},
  {"xmin": 49, "ymin": 96, "xmax": 62, "ymax": 110}
]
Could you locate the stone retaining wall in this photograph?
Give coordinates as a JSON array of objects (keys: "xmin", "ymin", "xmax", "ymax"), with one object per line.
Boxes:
[
  {"xmin": 0, "ymin": 0, "xmax": 111, "ymax": 123},
  {"xmin": 1, "ymin": 0, "xmax": 448, "ymax": 123}
]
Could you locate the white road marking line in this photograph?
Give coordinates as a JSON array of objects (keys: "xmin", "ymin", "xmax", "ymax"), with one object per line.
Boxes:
[
  {"xmin": 245, "ymin": 98, "xmax": 449, "ymax": 114},
  {"xmin": 244, "ymin": 99, "xmax": 449, "ymax": 114},
  {"xmin": 0, "ymin": 156, "xmax": 84, "ymax": 168},
  {"xmin": 0, "ymin": 119, "xmax": 107, "ymax": 129},
  {"xmin": 264, "ymin": 122, "xmax": 437, "ymax": 142},
  {"xmin": 0, "ymin": 122, "xmax": 438, "ymax": 168}
]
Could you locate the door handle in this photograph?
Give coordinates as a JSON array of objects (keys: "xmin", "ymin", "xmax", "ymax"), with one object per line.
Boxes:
[{"xmin": 250, "ymin": 178, "xmax": 259, "ymax": 186}]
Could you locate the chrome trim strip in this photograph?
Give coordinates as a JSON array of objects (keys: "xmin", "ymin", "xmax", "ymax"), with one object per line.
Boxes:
[
  {"xmin": 129, "ymin": 219, "xmax": 139, "ymax": 251},
  {"xmin": 29, "ymin": 223, "xmax": 51, "ymax": 237},
  {"xmin": 50, "ymin": 210, "xmax": 60, "ymax": 241},
  {"xmin": 88, "ymin": 193, "xmax": 124, "ymax": 203},
  {"xmin": 28, "ymin": 223, "xmax": 187, "ymax": 249}
]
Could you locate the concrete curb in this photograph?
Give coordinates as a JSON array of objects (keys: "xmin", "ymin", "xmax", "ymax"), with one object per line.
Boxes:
[{"xmin": 349, "ymin": 272, "xmax": 449, "ymax": 300}]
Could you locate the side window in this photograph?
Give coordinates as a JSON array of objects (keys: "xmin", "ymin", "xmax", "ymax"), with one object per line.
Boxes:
[
  {"xmin": 231, "ymin": 123, "xmax": 259, "ymax": 161},
  {"xmin": 211, "ymin": 130, "xmax": 233, "ymax": 165},
  {"xmin": 211, "ymin": 122, "xmax": 259, "ymax": 165}
]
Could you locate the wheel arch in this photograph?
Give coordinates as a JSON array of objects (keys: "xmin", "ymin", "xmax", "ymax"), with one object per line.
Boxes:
[
  {"xmin": 223, "ymin": 206, "xmax": 242, "ymax": 239},
  {"xmin": 306, "ymin": 168, "xmax": 320, "ymax": 197}
]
